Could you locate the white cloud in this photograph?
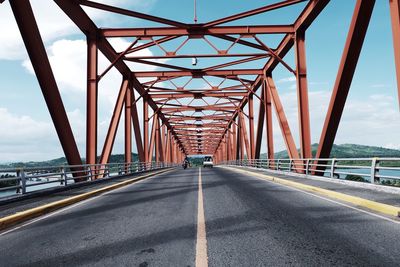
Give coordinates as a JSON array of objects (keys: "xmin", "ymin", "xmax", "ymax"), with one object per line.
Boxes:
[
  {"xmin": 0, "ymin": 108, "xmax": 60, "ymax": 162},
  {"xmin": 276, "ymin": 76, "xmax": 296, "ymax": 84},
  {"xmin": 0, "ymin": 0, "xmax": 155, "ymax": 60}
]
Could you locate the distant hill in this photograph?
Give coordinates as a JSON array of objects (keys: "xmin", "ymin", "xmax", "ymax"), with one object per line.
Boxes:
[
  {"xmin": 0, "ymin": 153, "xmax": 139, "ymax": 169},
  {"xmin": 1, "ymin": 144, "xmax": 399, "ymax": 169},
  {"xmin": 262, "ymin": 144, "xmax": 400, "ymax": 159}
]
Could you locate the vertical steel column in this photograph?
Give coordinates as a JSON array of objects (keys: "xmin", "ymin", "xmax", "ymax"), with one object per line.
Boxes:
[
  {"xmin": 9, "ymin": 0, "xmax": 83, "ymax": 173},
  {"xmin": 237, "ymin": 116, "xmax": 244, "ymax": 160},
  {"xmin": 131, "ymin": 88, "xmax": 145, "ymax": 162},
  {"xmin": 239, "ymin": 112, "xmax": 251, "ymax": 160},
  {"xmin": 125, "ymin": 86, "xmax": 132, "ymax": 163},
  {"xmin": 155, "ymin": 118, "xmax": 160, "ymax": 162},
  {"xmin": 226, "ymin": 132, "xmax": 231, "ymax": 161},
  {"xmin": 143, "ymin": 95, "xmax": 149, "ymax": 163},
  {"xmin": 161, "ymin": 125, "xmax": 166, "ymax": 161},
  {"xmin": 255, "ymin": 89, "xmax": 265, "ymax": 159},
  {"xmin": 148, "ymin": 113, "xmax": 157, "ymax": 162},
  {"xmin": 389, "ymin": 0, "xmax": 400, "ymax": 107},
  {"xmin": 295, "ymin": 30, "xmax": 312, "ymax": 159},
  {"xmin": 264, "ymin": 79, "xmax": 274, "ymax": 160},
  {"xmin": 315, "ymin": 0, "xmax": 375, "ymax": 167},
  {"xmin": 87, "ymin": 34, "xmax": 98, "ymax": 165},
  {"xmin": 165, "ymin": 130, "xmax": 171, "ymax": 162},
  {"xmin": 232, "ymin": 122, "xmax": 237, "ymax": 160},
  {"xmin": 248, "ymin": 94, "xmax": 255, "ymax": 159},
  {"xmin": 266, "ymin": 76, "xmax": 300, "ymax": 160},
  {"xmin": 100, "ymin": 79, "xmax": 129, "ymax": 165}
]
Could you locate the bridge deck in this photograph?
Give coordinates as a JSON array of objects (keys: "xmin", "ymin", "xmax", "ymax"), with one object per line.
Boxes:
[{"xmin": 0, "ymin": 167, "xmax": 400, "ymax": 266}]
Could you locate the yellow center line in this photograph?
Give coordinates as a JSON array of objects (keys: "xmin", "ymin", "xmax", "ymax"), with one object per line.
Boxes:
[{"xmin": 196, "ymin": 167, "xmax": 208, "ymax": 267}]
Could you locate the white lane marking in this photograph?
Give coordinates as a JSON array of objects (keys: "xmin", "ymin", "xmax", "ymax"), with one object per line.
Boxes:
[
  {"xmin": 234, "ymin": 168, "xmax": 400, "ymax": 225},
  {"xmin": 196, "ymin": 167, "xmax": 208, "ymax": 267},
  {"xmin": 0, "ymin": 171, "xmax": 171, "ymax": 236}
]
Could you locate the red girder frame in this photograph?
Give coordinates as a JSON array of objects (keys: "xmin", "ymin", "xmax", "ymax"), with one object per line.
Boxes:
[{"xmin": 3, "ymin": 0, "xmax": 400, "ymax": 175}]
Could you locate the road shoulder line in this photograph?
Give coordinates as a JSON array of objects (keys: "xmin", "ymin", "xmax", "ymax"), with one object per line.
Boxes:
[{"xmin": 222, "ymin": 166, "xmax": 400, "ymax": 218}]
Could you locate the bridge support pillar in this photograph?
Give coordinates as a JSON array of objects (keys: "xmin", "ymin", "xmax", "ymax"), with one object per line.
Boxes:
[
  {"xmin": 125, "ymin": 86, "xmax": 132, "ymax": 164},
  {"xmin": 255, "ymin": 88, "xmax": 265, "ymax": 160},
  {"xmin": 143, "ymin": 96, "xmax": 149, "ymax": 164},
  {"xmin": 86, "ymin": 34, "xmax": 98, "ymax": 166},
  {"xmin": 248, "ymin": 93, "xmax": 255, "ymax": 159},
  {"xmin": 295, "ymin": 30, "xmax": 312, "ymax": 159}
]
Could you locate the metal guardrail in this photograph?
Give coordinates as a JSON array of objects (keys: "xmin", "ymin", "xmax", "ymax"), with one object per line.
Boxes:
[
  {"xmin": 0, "ymin": 161, "xmax": 177, "ymax": 198},
  {"xmin": 221, "ymin": 158, "xmax": 400, "ymax": 186}
]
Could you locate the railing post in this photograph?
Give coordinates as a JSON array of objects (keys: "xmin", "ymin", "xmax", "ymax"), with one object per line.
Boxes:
[
  {"xmin": 61, "ymin": 167, "xmax": 67, "ymax": 186},
  {"xmin": 289, "ymin": 159, "xmax": 292, "ymax": 172},
  {"xmin": 277, "ymin": 159, "xmax": 280, "ymax": 171},
  {"xmin": 305, "ymin": 159, "xmax": 310, "ymax": 175},
  {"xmin": 87, "ymin": 166, "xmax": 92, "ymax": 181},
  {"xmin": 20, "ymin": 169, "xmax": 26, "ymax": 194},
  {"xmin": 370, "ymin": 157, "xmax": 379, "ymax": 184},
  {"xmin": 118, "ymin": 165, "xmax": 122, "ymax": 176},
  {"xmin": 104, "ymin": 165, "xmax": 108, "ymax": 178},
  {"xmin": 330, "ymin": 159, "xmax": 337, "ymax": 178}
]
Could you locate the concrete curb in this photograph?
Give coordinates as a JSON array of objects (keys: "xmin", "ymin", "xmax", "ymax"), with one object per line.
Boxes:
[
  {"xmin": 223, "ymin": 166, "xmax": 400, "ymax": 218},
  {"xmin": 0, "ymin": 168, "xmax": 173, "ymax": 231}
]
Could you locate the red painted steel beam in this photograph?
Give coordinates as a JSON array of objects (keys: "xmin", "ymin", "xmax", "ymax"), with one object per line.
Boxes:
[
  {"xmin": 134, "ymin": 69, "xmax": 263, "ymax": 77},
  {"xmin": 203, "ymin": 55, "xmax": 269, "ymax": 72},
  {"xmin": 150, "ymin": 91, "xmax": 248, "ymax": 98},
  {"xmin": 204, "ymin": 0, "xmax": 307, "ymax": 27},
  {"xmin": 80, "ymin": 0, "xmax": 188, "ymax": 28},
  {"xmin": 148, "ymin": 113, "xmax": 158, "ymax": 162},
  {"xmin": 389, "ymin": 0, "xmax": 400, "ymax": 107},
  {"xmin": 239, "ymin": 112, "xmax": 251, "ymax": 159},
  {"xmin": 315, "ymin": 0, "xmax": 375, "ymax": 167},
  {"xmin": 100, "ymin": 79, "xmax": 129, "ymax": 165},
  {"xmin": 266, "ymin": 76, "xmax": 300, "ymax": 160},
  {"xmin": 143, "ymin": 96, "xmax": 149, "ymax": 163},
  {"xmin": 125, "ymin": 87, "xmax": 132, "ymax": 164},
  {"xmin": 155, "ymin": 118, "xmax": 160, "ymax": 162},
  {"xmin": 294, "ymin": 30, "xmax": 312, "ymax": 158},
  {"xmin": 101, "ymin": 25, "xmax": 294, "ymax": 37},
  {"xmin": 130, "ymin": 88, "xmax": 145, "ymax": 162},
  {"xmin": 125, "ymin": 53, "xmax": 269, "ymax": 60},
  {"xmin": 9, "ymin": 0, "xmax": 83, "ymax": 173},
  {"xmin": 264, "ymin": 79, "xmax": 274, "ymax": 160},
  {"xmin": 87, "ymin": 34, "xmax": 98, "ymax": 165},
  {"xmin": 248, "ymin": 94, "xmax": 255, "ymax": 159},
  {"xmin": 255, "ymin": 89, "xmax": 265, "ymax": 159}
]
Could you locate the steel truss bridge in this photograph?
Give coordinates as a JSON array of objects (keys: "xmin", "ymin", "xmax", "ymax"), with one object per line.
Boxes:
[
  {"xmin": 2, "ymin": 1, "xmax": 400, "ymax": 266},
  {"xmin": 2, "ymin": 0, "xmax": 399, "ymax": 170}
]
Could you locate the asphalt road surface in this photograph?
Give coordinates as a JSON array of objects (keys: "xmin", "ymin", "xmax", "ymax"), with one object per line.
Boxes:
[{"xmin": 0, "ymin": 167, "xmax": 399, "ymax": 266}]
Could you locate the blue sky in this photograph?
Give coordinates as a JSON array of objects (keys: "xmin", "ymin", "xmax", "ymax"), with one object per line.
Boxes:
[{"xmin": 0, "ymin": 0, "xmax": 399, "ymax": 162}]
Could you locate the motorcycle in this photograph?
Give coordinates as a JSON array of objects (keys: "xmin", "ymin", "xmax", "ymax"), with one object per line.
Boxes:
[{"xmin": 182, "ymin": 161, "xmax": 188, "ymax": 169}]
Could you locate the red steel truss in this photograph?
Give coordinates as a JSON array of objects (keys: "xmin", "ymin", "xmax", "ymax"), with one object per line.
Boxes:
[{"xmin": 3, "ymin": 0, "xmax": 400, "ymax": 175}]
